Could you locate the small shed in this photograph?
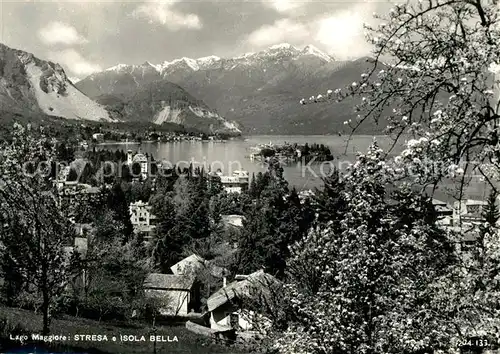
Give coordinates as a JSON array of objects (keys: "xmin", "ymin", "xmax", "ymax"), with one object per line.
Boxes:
[
  {"xmin": 206, "ymin": 270, "xmax": 278, "ymax": 332},
  {"xmin": 144, "ymin": 273, "xmax": 196, "ymax": 316}
]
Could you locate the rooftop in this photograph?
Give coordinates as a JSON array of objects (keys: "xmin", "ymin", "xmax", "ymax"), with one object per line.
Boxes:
[
  {"xmin": 171, "ymin": 254, "xmax": 229, "ymax": 278},
  {"xmin": 221, "ymin": 215, "xmax": 244, "ymax": 228},
  {"xmin": 220, "ymin": 176, "xmax": 240, "ymax": 183},
  {"xmin": 207, "ymin": 270, "xmax": 279, "ymax": 312},
  {"xmin": 133, "ymin": 153, "xmax": 148, "ymax": 162}
]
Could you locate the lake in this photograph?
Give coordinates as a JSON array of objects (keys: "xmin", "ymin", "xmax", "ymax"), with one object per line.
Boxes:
[
  {"xmin": 101, "ymin": 135, "xmax": 400, "ymax": 190},
  {"xmin": 100, "ymin": 135, "xmax": 491, "ymax": 200}
]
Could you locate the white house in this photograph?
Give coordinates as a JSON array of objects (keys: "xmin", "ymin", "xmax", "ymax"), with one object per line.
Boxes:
[
  {"xmin": 453, "ymin": 199, "xmax": 488, "ymax": 226},
  {"xmin": 209, "ymin": 170, "xmax": 249, "ymax": 194},
  {"xmin": 129, "ymin": 200, "xmax": 157, "ymax": 240},
  {"xmin": 92, "ymin": 133, "xmax": 104, "ymax": 142},
  {"xmin": 144, "ymin": 273, "xmax": 196, "ymax": 316},
  {"xmin": 127, "ymin": 150, "xmax": 149, "ymax": 179},
  {"xmin": 221, "ymin": 215, "xmax": 244, "ymax": 229}
]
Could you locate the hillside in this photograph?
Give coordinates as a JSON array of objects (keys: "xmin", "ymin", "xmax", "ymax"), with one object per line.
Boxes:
[
  {"xmin": 78, "ymin": 65, "xmax": 240, "ymax": 135},
  {"xmin": 0, "ymin": 43, "xmax": 114, "ymax": 122}
]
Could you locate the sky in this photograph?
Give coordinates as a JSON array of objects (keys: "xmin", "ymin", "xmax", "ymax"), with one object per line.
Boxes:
[{"xmin": 0, "ymin": 0, "xmax": 394, "ymax": 80}]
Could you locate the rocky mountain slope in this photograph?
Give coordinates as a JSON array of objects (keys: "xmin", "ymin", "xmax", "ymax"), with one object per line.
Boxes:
[
  {"xmin": 92, "ymin": 79, "xmax": 240, "ymax": 134},
  {"xmin": 77, "ymin": 44, "xmax": 387, "ymax": 134},
  {"xmin": 77, "ymin": 61, "xmax": 240, "ymax": 135},
  {"xmin": 0, "ymin": 43, "xmax": 113, "ymax": 122}
]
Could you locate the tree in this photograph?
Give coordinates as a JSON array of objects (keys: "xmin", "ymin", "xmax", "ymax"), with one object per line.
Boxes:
[
  {"xmin": 274, "ymin": 144, "xmax": 457, "ymax": 354},
  {"xmin": 93, "ymin": 209, "xmax": 126, "ymax": 243},
  {"xmin": 435, "ymin": 190, "xmax": 500, "ymax": 349},
  {"xmin": 131, "ymin": 162, "xmax": 142, "ymax": 177},
  {"xmin": 234, "ymin": 201, "xmax": 270, "ymax": 275},
  {"xmin": 74, "ymin": 236, "xmax": 150, "ymax": 321},
  {"xmin": 56, "ymin": 142, "xmax": 75, "ymax": 162},
  {"xmin": 234, "ymin": 162, "xmax": 311, "ymax": 279},
  {"xmin": 0, "ymin": 124, "xmax": 76, "ymax": 334},
  {"xmin": 67, "ymin": 167, "xmax": 79, "ymax": 182},
  {"xmin": 305, "ymin": 0, "xmax": 500, "ymax": 194},
  {"xmin": 482, "ymin": 190, "xmax": 499, "ymax": 227},
  {"xmin": 107, "ymin": 182, "xmax": 133, "ymax": 239},
  {"xmin": 150, "ymin": 194, "xmax": 185, "ymax": 272},
  {"xmin": 313, "ymin": 167, "xmax": 347, "ymax": 224}
]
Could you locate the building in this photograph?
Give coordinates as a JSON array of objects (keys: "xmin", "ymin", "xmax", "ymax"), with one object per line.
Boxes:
[
  {"xmin": 57, "ymin": 181, "xmax": 100, "ymax": 206},
  {"xmin": 432, "ymin": 199, "xmax": 453, "ymax": 225},
  {"xmin": 210, "ymin": 170, "xmax": 249, "ymax": 194},
  {"xmin": 129, "ymin": 201, "xmax": 157, "ymax": 241},
  {"xmin": 220, "ymin": 176, "xmax": 244, "ymax": 193},
  {"xmin": 57, "ymin": 166, "xmax": 71, "ymax": 182},
  {"xmin": 127, "ymin": 150, "xmax": 149, "ymax": 179},
  {"xmin": 221, "ymin": 215, "xmax": 244, "ymax": 229},
  {"xmin": 144, "ymin": 273, "xmax": 197, "ymax": 316},
  {"xmin": 171, "ymin": 254, "xmax": 207, "ymax": 276},
  {"xmin": 453, "ymin": 199, "xmax": 488, "ymax": 226},
  {"xmin": 92, "ymin": 133, "xmax": 104, "ymax": 142},
  {"xmin": 232, "ymin": 170, "xmax": 250, "ymax": 185},
  {"xmin": 171, "ymin": 254, "xmax": 229, "ymax": 280},
  {"xmin": 206, "ymin": 270, "xmax": 278, "ymax": 333},
  {"xmin": 63, "ymin": 237, "xmax": 89, "ymax": 291}
]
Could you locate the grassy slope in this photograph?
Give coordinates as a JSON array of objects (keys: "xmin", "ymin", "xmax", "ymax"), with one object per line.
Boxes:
[{"xmin": 0, "ymin": 307, "xmax": 248, "ymax": 354}]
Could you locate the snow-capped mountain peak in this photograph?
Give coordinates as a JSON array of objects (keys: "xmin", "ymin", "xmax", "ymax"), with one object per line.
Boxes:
[
  {"xmin": 301, "ymin": 44, "xmax": 334, "ymax": 62},
  {"xmin": 234, "ymin": 52, "xmax": 255, "ymax": 60},
  {"xmin": 197, "ymin": 55, "xmax": 221, "ymax": 69},
  {"xmin": 159, "ymin": 57, "xmax": 200, "ymax": 72},
  {"xmin": 197, "ymin": 55, "xmax": 221, "ymax": 63},
  {"xmin": 100, "ymin": 43, "xmax": 334, "ymax": 76},
  {"xmin": 141, "ymin": 61, "xmax": 157, "ymax": 68},
  {"xmin": 269, "ymin": 43, "xmax": 295, "ymax": 50},
  {"xmin": 105, "ymin": 63, "xmax": 129, "ymax": 72}
]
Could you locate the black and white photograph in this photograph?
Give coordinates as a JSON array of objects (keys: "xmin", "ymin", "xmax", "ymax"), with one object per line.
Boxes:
[{"xmin": 0, "ymin": 0, "xmax": 499, "ymax": 353}]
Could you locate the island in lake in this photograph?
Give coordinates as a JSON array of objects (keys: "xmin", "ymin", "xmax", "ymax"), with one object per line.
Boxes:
[{"xmin": 248, "ymin": 142, "xmax": 334, "ymax": 164}]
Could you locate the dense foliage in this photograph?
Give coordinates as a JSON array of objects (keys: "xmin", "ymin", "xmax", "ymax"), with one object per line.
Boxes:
[{"xmin": 274, "ymin": 144, "xmax": 458, "ymax": 354}]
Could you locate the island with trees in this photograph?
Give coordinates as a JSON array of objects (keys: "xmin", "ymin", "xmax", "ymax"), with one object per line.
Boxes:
[{"xmin": 250, "ymin": 142, "xmax": 334, "ymax": 164}]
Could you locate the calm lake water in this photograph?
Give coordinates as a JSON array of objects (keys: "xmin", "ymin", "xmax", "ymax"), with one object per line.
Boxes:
[
  {"xmin": 101, "ymin": 135, "xmax": 490, "ymax": 199},
  {"xmin": 101, "ymin": 135, "xmax": 399, "ymax": 190}
]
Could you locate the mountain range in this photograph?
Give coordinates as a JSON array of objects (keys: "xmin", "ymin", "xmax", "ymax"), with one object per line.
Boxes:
[
  {"xmin": 0, "ymin": 43, "xmax": 240, "ymax": 135},
  {"xmin": 0, "ymin": 42, "xmax": 386, "ymax": 135},
  {"xmin": 77, "ymin": 43, "xmax": 385, "ymax": 135}
]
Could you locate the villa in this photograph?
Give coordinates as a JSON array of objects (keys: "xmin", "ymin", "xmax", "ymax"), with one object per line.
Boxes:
[
  {"xmin": 209, "ymin": 170, "xmax": 249, "ymax": 194},
  {"xmin": 127, "ymin": 150, "xmax": 149, "ymax": 179},
  {"xmin": 129, "ymin": 200, "xmax": 157, "ymax": 241}
]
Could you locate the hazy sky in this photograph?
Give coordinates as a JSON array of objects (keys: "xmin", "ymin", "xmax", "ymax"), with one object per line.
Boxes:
[{"xmin": 0, "ymin": 0, "xmax": 394, "ymax": 79}]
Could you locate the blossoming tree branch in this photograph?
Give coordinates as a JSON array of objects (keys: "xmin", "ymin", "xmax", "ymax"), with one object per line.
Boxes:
[{"xmin": 301, "ymin": 0, "xmax": 500, "ymax": 193}]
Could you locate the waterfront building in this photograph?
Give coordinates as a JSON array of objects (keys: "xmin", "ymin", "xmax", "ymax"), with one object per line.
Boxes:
[
  {"xmin": 209, "ymin": 170, "xmax": 249, "ymax": 194},
  {"xmin": 127, "ymin": 150, "xmax": 149, "ymax": 179}
]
